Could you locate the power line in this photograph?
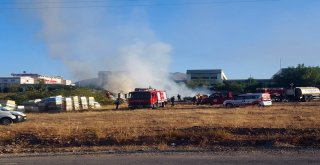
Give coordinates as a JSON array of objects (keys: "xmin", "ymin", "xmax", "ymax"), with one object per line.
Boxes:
[
  {"xmin": 0, "ymin": 0, "xmax": 280, "ymax": 10},
  {"xmin": 0, "ymin": 0, "xmax": 141, "ymax": 5}
]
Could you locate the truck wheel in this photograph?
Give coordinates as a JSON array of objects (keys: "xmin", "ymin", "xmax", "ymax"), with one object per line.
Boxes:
[
  {"xmin": 152, "ymin": 104, "xmax": 158, "ymax": 109},
  {"xmin": 307, "ymin": 96, "xmax": 312, "ymax": 102},
  {"xmin": 1, "ymin": 118, "xmax": 13, "ymax": 125},
  {"xmin": 226, "ymin": 103, "xmax": 233, "ymax": 108},
  {"xmin": 255, "ymin": 103, "xmax": 262, "ymax": 107}
]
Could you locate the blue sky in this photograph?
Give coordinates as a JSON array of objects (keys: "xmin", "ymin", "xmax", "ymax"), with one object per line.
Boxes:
[{"xmin": 1, "ymin": 0, "xmax": 320, "ymax": 81}]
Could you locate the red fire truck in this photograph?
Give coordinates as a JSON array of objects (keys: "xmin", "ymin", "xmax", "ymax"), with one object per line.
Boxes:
[{"xmin": 128, "ymin": 88, "xmax": 167, "ymax": 109}]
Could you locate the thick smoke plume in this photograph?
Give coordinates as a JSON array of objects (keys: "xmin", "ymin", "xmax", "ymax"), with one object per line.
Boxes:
[{"xmin": 36, "ymin": 1, "xmax": 203, "ymax": 97}]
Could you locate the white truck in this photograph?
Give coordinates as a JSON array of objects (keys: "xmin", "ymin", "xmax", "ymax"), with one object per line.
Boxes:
[{"xmin": 286, "ymin": 87, "xmax": 320, "ymax": 102}]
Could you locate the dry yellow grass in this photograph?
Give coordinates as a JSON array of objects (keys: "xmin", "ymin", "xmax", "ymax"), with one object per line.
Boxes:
[{"xmin": 1, "ymin": 102, "xmax": 320, "ymax": 153}]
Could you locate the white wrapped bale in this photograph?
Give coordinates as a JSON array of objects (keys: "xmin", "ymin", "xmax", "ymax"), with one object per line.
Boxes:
[
  {"xmin": 72, "ymin": 96, "xmax": 80, "ymax": 111},
  {"xmin": 80, "ymin": 96, "xmax": 88, "ymax": 110},
  {"xmin": 88, "ymin": 97, "xmax": 95, "ymax": 109},
  {"xmin": 64, "ymin": 97, "xmax": 73, "ymax": 111}
]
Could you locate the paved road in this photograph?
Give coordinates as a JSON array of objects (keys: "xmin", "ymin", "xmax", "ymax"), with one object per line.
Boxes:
[{"xmin": 1, "ymin": 150, "xmax": 320, "ymax": 165}]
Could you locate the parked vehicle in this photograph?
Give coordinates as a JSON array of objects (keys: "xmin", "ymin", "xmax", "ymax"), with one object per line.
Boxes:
[
  {"xmin": 201, "ymin": 92, "xmax": 233, "ymax": 105},
  {"xmin": 0, "ymin": 111, "xmax": 16, "ymax": 125},
  {"xmin": 223, "ymin": 93, "xmax": 272, "ymax": 108},
  {"xmin": 0, "ymin": 107, "xmax": 27, "ymax": 124},
  {"xmin": 287, "ymin": 87, "xmax": 320, "ymax": 102},
  {"xmin": 256, "ymin": 88, "xmax": 286, "ymax": 102},
  {"xmin": 257, "ymin": 87, "xmax": 320, "ymax": 102},
  {"xmin": 128, "ymin": 88, "xmax": 167, "ymax": 109}
]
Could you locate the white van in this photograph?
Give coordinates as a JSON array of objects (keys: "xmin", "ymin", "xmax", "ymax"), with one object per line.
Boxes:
[{"xmin": 223, "ymin": 93, "xmax": 272, "ymax": 108}]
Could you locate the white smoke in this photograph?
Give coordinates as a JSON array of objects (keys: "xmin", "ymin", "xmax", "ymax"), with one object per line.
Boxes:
[
  {"xmin": 35, "ymin": 1, "xmax": 200, "ymax": 97},
  {"xmin": 102, "ymin": 41, "xmax": 201, "ymax": 97}
]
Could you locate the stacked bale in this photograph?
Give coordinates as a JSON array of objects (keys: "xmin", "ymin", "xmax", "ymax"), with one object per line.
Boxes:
[
  {"xmin": 64, "ymin": 97, "xmax": 73, "ymax": 111},
  {"xmin": 88, "ymin": 97, "xmax": 95, "ymax": 109},
  {"xmin": 0, "ymin": 100, "xmax": 16, "ymax": 110},
  {"xmin": 45, "ymin": 96, "xmax": 63, "ymax": 112},
  {"xmin": 94, "ymin": 101, "xmax": 101, "ymax": 109},
  {"xmin": 80, "ymin": 97, "xmax": 88, "ymax": 110},
  {"xmin": 72, "ymin": 96, "xmax": 80, "ymax": 111},
  {"xmin": 38, "ymin": 102, "xmax": 46, "ymax": 112},
  {"xmin": 22, "ymin": 99, "xmax": 41, "ymax": 112}
]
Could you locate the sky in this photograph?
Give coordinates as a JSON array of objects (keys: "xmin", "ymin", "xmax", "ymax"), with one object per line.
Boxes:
[{"xmin": 1, "ymin": 0, "xmax": 320, "ymax": 82}]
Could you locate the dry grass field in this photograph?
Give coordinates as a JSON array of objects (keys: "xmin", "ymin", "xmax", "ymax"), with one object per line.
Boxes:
[{"xmin": 1, "ymin": 102, "xmax": 320, "ymax": 153}]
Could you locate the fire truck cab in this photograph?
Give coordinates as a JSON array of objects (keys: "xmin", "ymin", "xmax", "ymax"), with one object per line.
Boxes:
[{"xmin": 128, "ymin": 88, "xmax": 167, "ymax": 109}]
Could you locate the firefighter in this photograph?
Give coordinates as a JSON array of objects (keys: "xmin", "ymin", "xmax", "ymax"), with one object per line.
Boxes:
[
  {"xmin": 177, "ymin": 94, "xmax": 181, "ymax": 102},
  {"xmin": 115, "ymin": 93, "xmax": 121, "ymax": 110},
  {"xmin": 170, "ymin": 96, "xmax": 175, "ymax": 107},
  {"xmin": 197, "ymin": 95, "xmax": 203, "ymax": 105},
  {"xmin": 192, "ymin": 96, "xmax": 197, "ymax": 105}
]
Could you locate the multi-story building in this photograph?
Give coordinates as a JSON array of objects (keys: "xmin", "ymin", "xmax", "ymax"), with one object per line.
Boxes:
[
  {"xmin": 0, "ymin": 76, "xmax": 35, "ymax": 87},
  {"xmin": 186, "ymin": 69, "xmax": 228, "ymax": 85},
  {"xmin": 0, "ymin": 72, "xmax": 72, "ymax": 88}
]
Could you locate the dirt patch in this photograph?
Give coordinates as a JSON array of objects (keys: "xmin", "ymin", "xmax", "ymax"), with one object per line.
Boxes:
[
  {"xmin": 1, "ymin": 127, "xmax": 320, "ymax": 154},
  {"xmin": 1, "ymin": 102, "xmax": 320, "ymax": 154}
]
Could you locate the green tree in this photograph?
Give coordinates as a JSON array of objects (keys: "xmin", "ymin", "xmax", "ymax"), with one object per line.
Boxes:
[
  {"xmin": 273, "ymin": 64, "xmax": 320, "ymax": 87},
  {"xmin": 1, "ymin": 85, "xmax": 111, "ymax": 105},
  {"xmin": 213, "ymin": 81, "xmax": 246, "ymax": 93},
  {"xmin": 186, "ymin": 80, "xmax": 211, "ymax": 89},
  {"xmin": 244, "ymin": 77, "xmax": 259, "ymax": 92}
]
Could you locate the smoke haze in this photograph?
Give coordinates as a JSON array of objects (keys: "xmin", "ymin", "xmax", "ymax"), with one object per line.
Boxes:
[{"xmin": 35, "ymin": 1, "xmax": 199, "ymax": 96}]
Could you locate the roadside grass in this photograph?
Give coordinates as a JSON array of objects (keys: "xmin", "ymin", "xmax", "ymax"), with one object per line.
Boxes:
[{"xmin": 1, "ymin": 102, "xmax": 320, "ymax": 153}]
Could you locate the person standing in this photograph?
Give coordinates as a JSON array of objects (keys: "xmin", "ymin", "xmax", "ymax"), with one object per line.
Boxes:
[
  {"xmin": 170, "ymin": 96, "xmax": 175, "ymax": 107},
  {"xmin": 177, "ymin": 94, "xmax": 181, "ymax": 102},
  {"xmin": 197, "ymin": 95, "xmax": 203, "ymax": 105},
  {"xmin": 115, "ymin": 93, "xmax": 121, "ymax": 110},
  {"xmin": 192, "ymin": 96, "xmax": 197, "ymax": 105}
]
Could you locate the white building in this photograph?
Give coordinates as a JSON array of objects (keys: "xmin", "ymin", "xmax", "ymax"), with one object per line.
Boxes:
[
  {"xmin": 37, "ymin": 75, "xmax": 64, "ymax": 84},
  {"xmin": 63, "ymin": 80, "xmax": 72, "ymax": 86},
  {"xmin": 0, "ymin": 72, "xmax": 72, "ymax": 87},
  {"xmin": 0, "ymin": 77, "xmax": 35, "ymax": 87},
  {"xmin": 186, "ymin": 69, "xmax": 228, "ymax": 84}
]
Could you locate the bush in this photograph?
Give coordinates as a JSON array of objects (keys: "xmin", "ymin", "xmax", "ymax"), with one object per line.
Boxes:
[{"xmin": 0, "ymin": 85, "xmax": 111, "ymax": 105}]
